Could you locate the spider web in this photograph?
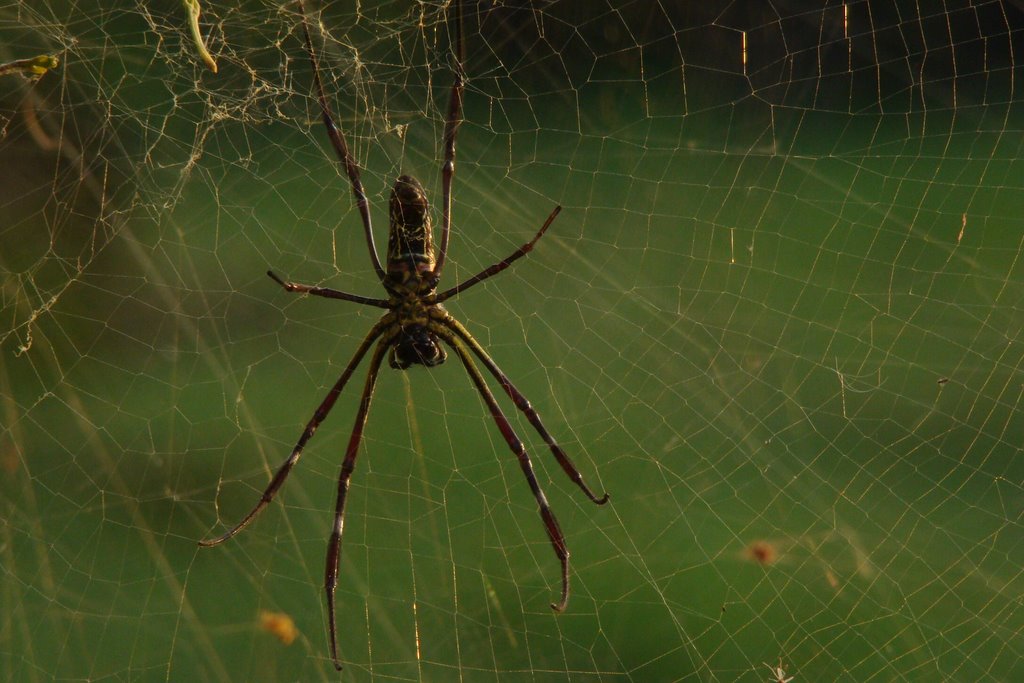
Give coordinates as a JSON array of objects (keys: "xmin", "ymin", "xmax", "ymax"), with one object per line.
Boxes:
[{"xmin": 2, "ymin": 0, "xmax": 1022, "ymax": 680}]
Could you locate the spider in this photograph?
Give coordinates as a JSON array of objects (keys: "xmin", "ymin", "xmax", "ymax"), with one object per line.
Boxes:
[{"xmin": 199, "ymin": 0, "xmax": 609, "ymax": 670}]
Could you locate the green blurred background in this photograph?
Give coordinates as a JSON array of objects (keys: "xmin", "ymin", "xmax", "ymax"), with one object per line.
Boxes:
[{"xmin": 2, "ymin": 1, "xmax": 1022, "ymax": 681}]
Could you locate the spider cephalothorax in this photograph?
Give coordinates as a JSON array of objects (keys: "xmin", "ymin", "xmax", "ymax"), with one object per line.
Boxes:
[
  {"xmin": 388, "ymin": 285, "xmax": 448, "ymax": 370},
  {"xmin": 389, "ymin": 321, "xmax": 447, "ymax": 369},
  {"xmin": 200, "ymin": 0, "xmax": 608, "ymax": 670}
]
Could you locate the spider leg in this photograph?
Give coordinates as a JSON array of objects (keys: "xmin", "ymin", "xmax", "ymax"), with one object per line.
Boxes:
[
  {"xmin": 324, "ymin": 336, "xmax": 390, "ymax": 671},
  {"xmin": 432, "ymin": 0, "xmax": 465, "ymax": 279},
  {"xmin": 198, "ymin": 317, "xmax": 393, "ymax": 548},
  {"xmin": 268, "ymin": 270, "xmax": 389, "ymax": 308},
  {"xmin": 443, "ymin": 316, "xmax": 609, "ymax": 505},
  {"xmin": 436, "ymin": 205, "xmax": 561, "ymax": 302},
  {"xmin": 436, "ymin": 327, "xmax": 571, "ymax": 612},
  {"xmin": 298, "ymin": 0, "xmax": 386, "ymax": 281}
]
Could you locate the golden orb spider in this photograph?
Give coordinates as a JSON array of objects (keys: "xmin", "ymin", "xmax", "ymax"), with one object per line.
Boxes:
[{"xmin": 199, "ymin": 0, "xmax": 609, "ymax": 670}]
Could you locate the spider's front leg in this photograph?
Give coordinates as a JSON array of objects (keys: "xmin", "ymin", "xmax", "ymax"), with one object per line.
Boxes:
[
  {"xmin": 434, "ymin": 326, "xmax": 575, "ymax": 611},
  {"xmin": 198, "ymin": 318, "xmax": 393, "ymax": 548},
  {"xmin": 444, "ymin": 316, "xmax": 609, "ymax": 507},
  {"xmin": 323, "ymin": 336, "xmax": 392, "ymax": 671}
]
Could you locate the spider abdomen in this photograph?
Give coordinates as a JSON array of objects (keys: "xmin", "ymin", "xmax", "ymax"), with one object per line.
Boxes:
[{"xmin": 387, "ymin": 175, "xmax": 434, "ymax": 278}]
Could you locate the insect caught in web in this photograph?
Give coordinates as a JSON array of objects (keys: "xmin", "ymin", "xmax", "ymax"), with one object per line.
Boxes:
[
  {"xmin": 765, "ymin": 659, "xmax": 795, "ymax": 683},
  {"xmin": 199, "ymin": 0, "xmax": 609, "ymax": 670}
]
